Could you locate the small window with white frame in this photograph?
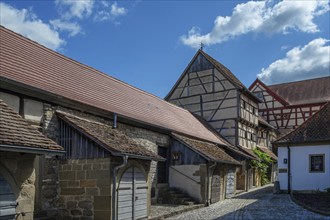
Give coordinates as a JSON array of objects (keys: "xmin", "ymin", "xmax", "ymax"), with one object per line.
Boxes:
[{"xmin": 309, "ymin": 154, "xmax": 325, "ymax": 173}]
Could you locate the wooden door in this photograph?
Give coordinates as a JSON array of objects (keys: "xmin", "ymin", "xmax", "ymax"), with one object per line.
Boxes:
[
  {"xmin": 157, "ymin": 146, "xmax": 168, "ymax": 183},
  {"xmin": 0, "ymin": 174, "xmax": 16, "ymax": 219},
  {"xmin": 211, "ymin": 167, "xmax": 221, "ymax": 204},
  {"xmin": 118, "ymin": 167, "xmax": 147, "ymax": 220}
]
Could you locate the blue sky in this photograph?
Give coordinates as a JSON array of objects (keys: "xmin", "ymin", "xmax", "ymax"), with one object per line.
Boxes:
[{"xmin": 1, "ymin": 0, "xmax": 329, "ymax": 98}]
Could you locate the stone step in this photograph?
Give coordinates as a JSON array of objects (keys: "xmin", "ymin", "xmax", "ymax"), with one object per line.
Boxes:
[{"xmin": 158, "ymin": 187, "xmax": 198, "ymax": 205}]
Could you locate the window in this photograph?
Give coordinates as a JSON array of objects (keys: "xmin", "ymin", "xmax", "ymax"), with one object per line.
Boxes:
[
  {"xmin": 309, "ymin": 154, "xmax": 325, "ymax": 172},
  {"xmin": 242, "ymin": 100, "xmax": 246, "ymax": 109},
  {"xmin": 253, "ymin": 107, "xmax": 258, "ymax": 115}
]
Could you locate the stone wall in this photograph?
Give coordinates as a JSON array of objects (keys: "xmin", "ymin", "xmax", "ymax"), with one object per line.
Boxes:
[
  {"xmin": 0, "ymin": 152, "xmax": 36, "ymax": 220},
  {"xmin": 117, "ymin": 123, "xmax": 170, "ymax": 202},
  {"xmin": 57, "ymin": 158, "xmax": 112, "ymax": 220}
]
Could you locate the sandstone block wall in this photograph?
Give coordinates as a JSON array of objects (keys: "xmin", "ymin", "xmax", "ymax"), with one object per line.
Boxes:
[{"xmin": 58, "ymin": 158, "xmax": 111, "ymax": 220}]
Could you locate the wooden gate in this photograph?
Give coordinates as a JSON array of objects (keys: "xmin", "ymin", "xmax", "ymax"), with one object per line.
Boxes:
[
  {"xmin": 211, "ymin": 167, "xmax": 221, "ymax": 204},
  {"xmin": 118, "ymin": 167, "xmax": 147, "ymax": 220},
  {"xmin": 0, "ymin": 174, "xmax": 16, "ymax": 219}
]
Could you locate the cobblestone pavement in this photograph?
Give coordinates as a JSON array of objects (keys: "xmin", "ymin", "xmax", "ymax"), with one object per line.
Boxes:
[{"xmin": 167, "ymin": 185, "xmax": 330, "ymax": 220}]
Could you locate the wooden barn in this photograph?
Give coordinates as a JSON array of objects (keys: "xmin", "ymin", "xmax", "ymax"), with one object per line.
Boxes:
[{"xmin": 0, "ymin": 26, "xmax": 248, "ymax": 219}]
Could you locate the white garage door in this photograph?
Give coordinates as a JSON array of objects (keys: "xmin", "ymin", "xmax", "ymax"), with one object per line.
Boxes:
[{"xmin": 118, "ymin": 167, "xmax": 147, "ymax": 220}]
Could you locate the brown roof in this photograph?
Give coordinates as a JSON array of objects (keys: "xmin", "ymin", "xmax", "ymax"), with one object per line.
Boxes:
[
  {"xmin": 274, "ymin": 102, "xmax": 330, "ymax": 145},
  {"xmin": 257, "ymin": 147, "xmax": 277, "ymax": 160},
  {"xmin": 268, "ymin": 77, "xmax": 330, "ymax": 105},
  {"xmin": 0, "ymin": 99, "xmax": 64, "ymax": 153},
  {"xmin": 172, "ymin": 133, "xmax": 240, "ymax": 164},
  {"xmin": 0, "ymin": 26, "xmax": 229, "ymax": 147},
  {"xmin": 57, "ymin": 111, "xmax": 163, "ymax": 160}
]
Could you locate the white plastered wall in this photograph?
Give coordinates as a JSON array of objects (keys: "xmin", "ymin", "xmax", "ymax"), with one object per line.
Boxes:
[{"xmin": 278, "ymin": 144, "xmax": 330, "ymax": 191}]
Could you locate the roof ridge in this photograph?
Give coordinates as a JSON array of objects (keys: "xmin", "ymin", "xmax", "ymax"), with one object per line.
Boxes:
[
  {"xmin": 269, "ymin": 76, "xmax": 330, "ymax": 87},
  {"xmin": 56, "ymin": 110, "xmax": 110, "ymax": 127},
  {"xmin": 0, "ymin": 26, "xmax": 189, "ymax": 114}
]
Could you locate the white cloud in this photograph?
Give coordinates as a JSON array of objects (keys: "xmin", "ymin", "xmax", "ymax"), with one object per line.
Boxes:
[
  {"xmin": 0, "ymin": 2, "xmax": 65, "ymax": 50},
  {"xmin": 50, "ymin": 19, "xmax": 81, "ymax": 37},
  {"xmin": 181, "ymin": 0, "xmax": 329, "ymax": 48},
  {"xmin": 94, "ymin": 1, "xmax": 127, "ymax": 22},
  {"xmin": 55, "ymin": 0, "xmax": 94, "ymax": 20},
  {"xmin": 111, "ymin": 2, "xmax": 127, "ymax": 17},
  {"xmin": 258, "ymin": 38, "xmax": 330, "ymax": 84}
]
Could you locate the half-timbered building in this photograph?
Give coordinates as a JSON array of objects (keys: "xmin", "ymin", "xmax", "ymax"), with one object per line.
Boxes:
[
  {"xmin": 249, "ymin": 77, "xmax": 330, "ymax": 134},
  {"xmin": 165, "ymin": 50, "xmax": 269, "ymax": 191}
]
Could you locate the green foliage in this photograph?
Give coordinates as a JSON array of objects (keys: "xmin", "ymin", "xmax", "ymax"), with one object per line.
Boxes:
[{"xmin": 250, "ymin": 148, "xmax": 273, "ymax": 186}]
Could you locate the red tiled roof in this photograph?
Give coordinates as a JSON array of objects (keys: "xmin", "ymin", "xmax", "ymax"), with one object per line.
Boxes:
[
  {"xmin": 268, "ymin": 77, "xmax": 330, "ymax": 105},
  {"xmin": 57, "ymin": 111, "xmax": 163, "ymax": 160},
  {"xmin": 171, "ymin": 133, "xmax": 240, "ymax": 164},
  {"xmin": 274, "ymin": 102, "xmax": 330, "ymax": 145},
  {"xmin": 0, "ymin": 99, "xmax": 64, "ymax": 153},
  {"xmin": 0, "ymin": 26, "xmax": 229, "ymax": 147}
]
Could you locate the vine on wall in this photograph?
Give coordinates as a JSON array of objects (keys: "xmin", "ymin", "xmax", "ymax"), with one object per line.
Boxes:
[{"xmin": 250, "ymin": 148, "xmax": 273, "ymax": 186}]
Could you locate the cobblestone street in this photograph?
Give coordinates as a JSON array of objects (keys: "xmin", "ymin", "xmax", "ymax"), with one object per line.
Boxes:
[{"xmin": 167, "ymin": 185, "xmax": 330, "ymax": 220}]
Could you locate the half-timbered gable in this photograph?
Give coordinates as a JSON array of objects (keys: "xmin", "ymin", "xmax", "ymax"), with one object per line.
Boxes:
[
  {"xmin": 166, "ymin": 50, "xmax": 260, "ymax": 150},
  {"xmin": 249, "ymin": 77, "xmax": 330, "ymax": 133},
  {"xmin": 166, "ymin": 52, "xmax": 238, "ymax": 146}
]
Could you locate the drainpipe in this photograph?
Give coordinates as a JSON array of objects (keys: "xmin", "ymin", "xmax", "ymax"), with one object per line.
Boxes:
[
  {"xmin": 287, "ymin": 145, "xmax": 291, "ymax": 194},
  {"xmin": 206, "ymin": 161, "xmax": 217, "ymax": 206},
  {"xmin": 113, "ymin": 113, "xmax": 117, "ymax": 129},
  {"xmin": 112, "ymin": 155, "xmax": 128, "ymax": 220}
]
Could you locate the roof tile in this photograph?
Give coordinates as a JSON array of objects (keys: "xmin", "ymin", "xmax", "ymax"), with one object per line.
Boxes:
[
  {"xmin": 172, "ymin": 133, "xmax": 239, "ymax": 164},
  {"xmin": 269, "ymin": 77, "xmax": 330, "ymax": 105},
  {"xmin": 0, "ymin": 99, "xmax": 63, "ymax": 151},
  {"xmin": 57, "ymin": 111, "xmax": 163, "ymax": 160},
  {"xmin": 0, "ymin": 26, "xmax": 229, "ymax": 148}
]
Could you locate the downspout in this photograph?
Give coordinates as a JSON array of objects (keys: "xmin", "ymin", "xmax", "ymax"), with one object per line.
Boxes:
[
  {"xmin": 112, "ymin": 155, "xmax": 128, "ymax": 220},
  {"xmin": 206, "ymin": 161, "xmax": 217, "ymax": 206},
  {"xmin": 287, "ymin": 145, "xmax": 291, "ymax": 194},
  {"xmin": 113, "ymin": 113, "xmax": 117, "ymax": 129}
]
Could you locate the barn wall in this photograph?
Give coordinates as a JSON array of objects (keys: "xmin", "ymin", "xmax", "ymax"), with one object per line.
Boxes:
[{"xmin": 0, "ymin": 152, "xmax": 36, "ymax": 220}]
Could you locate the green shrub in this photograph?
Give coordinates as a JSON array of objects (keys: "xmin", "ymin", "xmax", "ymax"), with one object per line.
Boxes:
[{"xmin": 250, "ymin": 148, "xmax": 273, "ymax": 186}]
